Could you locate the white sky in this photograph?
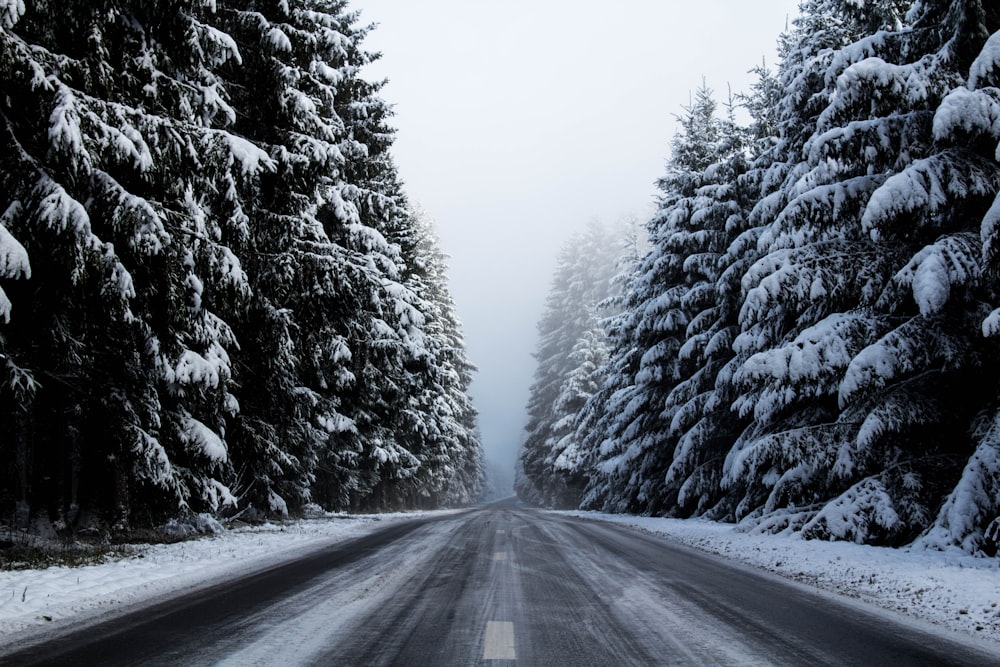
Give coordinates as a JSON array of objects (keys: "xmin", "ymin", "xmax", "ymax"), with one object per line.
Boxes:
[{"xmin": 351, "ymin": 1, "xmax": 801, "ymax": 490}]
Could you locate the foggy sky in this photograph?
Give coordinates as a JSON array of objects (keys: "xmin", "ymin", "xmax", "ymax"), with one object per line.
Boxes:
[{"xmin": 352, "ymin": 0, "xmax": 801, "ymax": 493}]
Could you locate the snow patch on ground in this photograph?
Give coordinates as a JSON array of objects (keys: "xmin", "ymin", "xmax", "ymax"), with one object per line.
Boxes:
[
  {"xmin": 0, "ymin": 511, "xmax": 453, "ymax": 647},
  {"xmin": 567, "ymin": 511, "xmax": 1000, "ymax": 644}
]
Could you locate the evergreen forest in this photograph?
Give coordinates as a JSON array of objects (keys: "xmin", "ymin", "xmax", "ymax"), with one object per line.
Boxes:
[
  {"xmin": 517, "ymin": 0, "xmax": 1000, "ymax": 557},
  {"xmin": 0, "ymin": 0, "xmax": 484, "ymax": 535}
]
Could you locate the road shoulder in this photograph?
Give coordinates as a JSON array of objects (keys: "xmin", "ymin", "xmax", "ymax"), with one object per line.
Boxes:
[{"xmin": 563, "ymin": 510, "xmax": 1000, "ymax": 651}]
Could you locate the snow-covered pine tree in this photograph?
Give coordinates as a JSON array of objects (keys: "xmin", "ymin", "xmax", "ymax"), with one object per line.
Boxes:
[
  {"xmin": 660, "ymin": 3, "xmax": 897, "ymax": 530},
  {"xmin": 722, "ymin": 0, "xmax": 1000, "ymax": 547},
  {"xmin": 1, "ymin": 0, "xmax": 481, "ymax": 529},
  {"xmin": 655, "ymin": 92, "xmax": 757, "ymax": 520},
  {"xmin": 211, "ymin": 0, "xmax": 428, "ymax": 515},
  {"xmin": 210, "ymin": 0, "xmax": 334, "ymax": 515},
  {"xmin": 815, "ymin": 0, "xmax": 1000, "ymax": 548},
  {"xmin": 324, "ymin": 70, "xmax": 431, "ymax": 512},
  {"xmin": 395, "ymin": 206, "xmax": 484, "ymax": 508},
  {"xmin": 659, "ymin": 46, "xmax": 841, "ymax": 525},
  {"xmin": 717, "ymin": 1, "xmax": 926, "ymax": 538},
  {"xmin": 516, "ymin": 221, "xmax": 625, "ymax": 508},
  {"xmin": 576, "ymin": 219, "xmax": 647, "ymax": 512},
  {"xmin": 215, "ymin": 1, "xmax": 481, "ymax": 515},
  {"xmin": 581, "ymin": 84, "xmax": 737, "ymax": 515},
  {"xmin": 895, "ymin": 1, "xmax": 1000, "ymax": 555},
  {"xmin": 0, "ymin": 0, "xmax": 254, "ymax": 531},
  {"xmin": 318, "ymin": 17, "xmax": 485, "ymax": 512}
]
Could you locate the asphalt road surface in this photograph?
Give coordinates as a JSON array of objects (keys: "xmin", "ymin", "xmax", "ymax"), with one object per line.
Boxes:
[{"xmin": 5, "ymin": 501, "xmax": 999, "ymax": 666}]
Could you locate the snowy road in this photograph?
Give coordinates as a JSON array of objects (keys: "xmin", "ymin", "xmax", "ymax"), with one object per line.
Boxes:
[{"xmin": 5, "ymin": 502, "xmax": 999, "ymax": 666}]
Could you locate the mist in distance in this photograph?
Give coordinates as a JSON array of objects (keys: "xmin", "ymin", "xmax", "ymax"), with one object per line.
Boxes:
[{"xmin": 353, "ymin": 0, "xmax": 800, "ymax": 493}]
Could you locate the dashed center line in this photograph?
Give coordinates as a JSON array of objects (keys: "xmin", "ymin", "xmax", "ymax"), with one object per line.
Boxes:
[
  {"xmin": 492, "ymin": 551, "xmax": 509, "ymax": 561},
  {"xmin": 483, "ymin": 620, "xmax": 516, "ymax": 660}
]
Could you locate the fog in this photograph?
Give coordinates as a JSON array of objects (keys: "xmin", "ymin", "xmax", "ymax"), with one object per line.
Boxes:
[{"xmin": 352, "ymin": 0, "xmax": 800, "ymax": 494}]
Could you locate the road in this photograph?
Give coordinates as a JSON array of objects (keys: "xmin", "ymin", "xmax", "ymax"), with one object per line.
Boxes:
[{"xmin": 4, "ymin": 501, "xmax": 999, "ymax": 666}]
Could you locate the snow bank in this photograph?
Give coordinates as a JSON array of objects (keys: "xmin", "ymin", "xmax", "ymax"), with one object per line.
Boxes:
[
  {"xmin": 0, "ymin": 511, "xmax": 448, "ymax": 646},
  {"xmin": 568, "ymin": 511, "xmax": 1000, "ymax": 643}
]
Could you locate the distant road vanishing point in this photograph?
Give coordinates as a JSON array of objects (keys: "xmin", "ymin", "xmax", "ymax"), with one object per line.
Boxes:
[{"xmin": 6, "ymin": 499, "xmax": 999, "ymax": 666}]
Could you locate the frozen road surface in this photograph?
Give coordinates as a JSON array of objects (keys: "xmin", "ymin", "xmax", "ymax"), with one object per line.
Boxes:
[{"xmin": 6, "ymin": 501, "xmax": 999, "ymax": 666}]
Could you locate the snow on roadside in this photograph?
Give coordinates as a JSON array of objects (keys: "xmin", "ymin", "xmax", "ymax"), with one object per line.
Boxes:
[
  {"xmin": 0, "ymin": 511, "xmax": 448, "ymax": 646},
  {"xmin": 4, "ymin": 506, "xmax": 999, "ymax": 652},
  {"xmin": 567, "ymin": 511, "xmax": 1000, "ymax": 644}
]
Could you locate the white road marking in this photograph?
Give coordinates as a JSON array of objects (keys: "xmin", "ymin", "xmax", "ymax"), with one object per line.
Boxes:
[
  {"xmin": 483, "ymin": 621, "xmax": 516, "ymax": 660},
  {"xmin": 496, "ymin": 529, "xmax": 506, "ymax": 534},
  {"xmin": 493, "ymin": 551, "xmax": 508, "ymax": 561}
]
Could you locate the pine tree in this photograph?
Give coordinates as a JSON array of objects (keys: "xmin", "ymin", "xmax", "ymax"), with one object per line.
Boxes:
[
  {"xmin": 513, "ymin": 0, "xmax": 1000, "ymax": 554},
  {"xmin": 576, "ymin": 220, "xmax": 648, "ymax": 512},
  {"xmin": 720, "ymin": 0, "xmax": 1000, "ymax": 546},
  {"xmin": 209, "ymin": 0, "xmax": 480, "ymax": 515},
  {"xmin": 582, "ymin": 84, "xmax": 739, "ymax": 515},
  {"xmin": 656, "ymin": 92, "xmax": 757, "ymax": 519},
  {"xmin": 206, "ymin": 0, "xmax": 425, "ymax": 515},
  {"xmin": 399, "ymin": 207, "xmax": 484, "ymax": 508},
  {"xmin": 1, "ymin": 0, "xmax": 253, "ymax": 530},
  {"xmin": 0, "ymin": 0, "xmax": 484, "ymax": 530},
  {"xmin": 904, "ymin": 1, "xmax": 1000, "ymax": 554},
  {"xmin": 516, "ymin": 222, "xmax": 625, "ymax": 508}
]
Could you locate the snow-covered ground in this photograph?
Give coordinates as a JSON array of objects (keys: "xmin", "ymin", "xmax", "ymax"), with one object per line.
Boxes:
[
  {"xmin": 2, "ymin": 507, "xmax": 998, "ymax": 653},
  {"xmin": 0, "ymin": 511, "xmax": 448, "ymax": 648},
  {"xmin": 569, "ymin": 511, "xmax": 1000, "ymax": 645}
]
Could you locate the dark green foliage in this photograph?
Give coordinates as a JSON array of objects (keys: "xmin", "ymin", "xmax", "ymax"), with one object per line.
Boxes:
[
  {"xmin": 530, "ymin": 0, "xmax": 1000, "ymax": 555},
  {"xmin": 0, "ymin": 0, "xmax": 482, "ymax": 534}
]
